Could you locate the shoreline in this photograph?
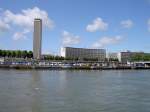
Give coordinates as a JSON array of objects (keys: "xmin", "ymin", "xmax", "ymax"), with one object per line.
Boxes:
[{"xmin": 0, "ymin": 65, "xmax": 150, "ymax": 70}]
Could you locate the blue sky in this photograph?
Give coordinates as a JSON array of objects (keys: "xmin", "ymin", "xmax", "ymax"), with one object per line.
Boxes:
[{"xmin": 0, "ymin": 0, "xmax": 150, "ymax": 54}]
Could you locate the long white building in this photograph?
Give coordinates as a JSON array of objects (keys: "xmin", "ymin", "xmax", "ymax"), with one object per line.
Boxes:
[{"xmin": 61, "ymin": 47, "xmax": 106, "ymax": 61}]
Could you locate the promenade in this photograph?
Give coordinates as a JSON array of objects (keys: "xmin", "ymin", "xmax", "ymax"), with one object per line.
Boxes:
[{"xmin": 0, "ymin": 58, "xmax": 150, "ymax": 70}]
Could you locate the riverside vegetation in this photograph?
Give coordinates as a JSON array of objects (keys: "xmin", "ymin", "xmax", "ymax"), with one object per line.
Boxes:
[{"xmin": 0, "ymin": 49, "xmax": 150, "ymax": 62}]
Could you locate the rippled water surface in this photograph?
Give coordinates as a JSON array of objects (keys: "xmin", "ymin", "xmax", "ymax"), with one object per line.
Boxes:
[{"xmin": 0, "ymin": 69, "xmax": 150, "ymax": 112}]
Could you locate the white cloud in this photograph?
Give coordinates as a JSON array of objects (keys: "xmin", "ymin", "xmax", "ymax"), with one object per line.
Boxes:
[
  {"xmin": 12, "ymin": 29, "xmax": 31, "ymax": 41},
  {"xmin": 86, "ymin": 17, "xmax": 108, "ymax": 32},
  {"xmin": 92, "ymin": 36, "xmax": 123, "ymax": 48},
  {"xmin": 0, "ymin": 19, "xmax": 10, "ymax": 32},
  {"xmin": 3, "ymin": 7, "xmax": 54, "ymax": 30},
  {"xmin": 13, "ymin": 32, "xmax": 26, "ymax": 40},
  {"xmin": 62, "ymin": 31, "xmax": 81, "ymax": 46},
  {"xmin": 42, "ymin": 50, "xmax": 58, "ymax": 55},
  {"xmin": 13, "ymin": 32, "xmax": 27, "ymax": 40},
  {"xmin": 120, "ymin": 19, "xmax": 133, "ymax": 28},
  {"xmin": 42, "ymin": 50, "xmax": 51, "ymax": 54},
  {"xmin": 0, "ymin": 7, "xmax": 54, "ymax": 40}
]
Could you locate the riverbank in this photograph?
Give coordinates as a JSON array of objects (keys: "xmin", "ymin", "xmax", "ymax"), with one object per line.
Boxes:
[{"xmin": 0, "ymin": 64, "xmax": 150, "ymax": 70}]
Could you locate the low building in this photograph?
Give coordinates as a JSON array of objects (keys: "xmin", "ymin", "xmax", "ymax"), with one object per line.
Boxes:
[
  {"xmin": 107, "ymin": 52, "xmax": 118, "ymax": 60},
  {"xmin": 118, "ymin": 51, "xmax": 144, "ymax": 63},
  {"xmin": 61, "ymin": 47, "xmax": 106, "ymax": 61},
  {"xmin": 0, "ymin": 58, "xmax": 4, "ymax": 64}
]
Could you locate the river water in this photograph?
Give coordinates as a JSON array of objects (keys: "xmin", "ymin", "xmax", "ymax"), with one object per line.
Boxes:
[{"xmin": 0, "ymin": 69, "xmax": 150, "ymax": 112}]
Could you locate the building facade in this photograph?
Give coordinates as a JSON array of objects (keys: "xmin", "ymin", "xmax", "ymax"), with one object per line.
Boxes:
[
  {"xmin": 61, "ymin": 47, "xmax": 106, "ymax": 61},
  {"xmin": 33, "ymin": 19, "xmax": 42, "ymax": 59},
  {"xmin": 118, "ymin": 51, "xmax": 144, "ymax": 63},
  {"xmin": 106, "ymin": 53, "xmax": 118, "ymax": 60}
]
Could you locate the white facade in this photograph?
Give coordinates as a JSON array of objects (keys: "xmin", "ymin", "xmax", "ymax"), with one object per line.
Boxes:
[
  {"xmin": 107, "ymin": 53, "xmax": 118, "ymax": 60},
  {"xmin": 0, "ymin": 58, "xmax": 4, "ymax": 64},
  {"xmin": 61, "ymin": 47, "xmax": 106, "ymax": 61}
]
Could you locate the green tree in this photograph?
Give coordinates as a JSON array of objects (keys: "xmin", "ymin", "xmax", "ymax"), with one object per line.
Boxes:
[
  {"xmin": 16, "ymin": 50, "xmax": 21, "ymax": 58},
  {"xmin": 0, "ymin": 50, "xmax": 2, "ymax": 57},
  {"xmin": 131, "ymin": 54, "xmax": 150, "ymax": 61},
  {"xmin": 22, "ymin": 50, "xmax": 28, "ymax": 58},
  {"xmin": 12, "ymin": 51, "xmax": 16, "ymax": 57},
  {"xmin": 27, "ymin": 51, "xmax": 33, "ymax": 58},
  {"xmin": 6, "ymin": 50, "xmax": 12, "ymax": 57},
  {"xmin": 2, "ymin": 50, "xmax": 6, "ymax": 57}
]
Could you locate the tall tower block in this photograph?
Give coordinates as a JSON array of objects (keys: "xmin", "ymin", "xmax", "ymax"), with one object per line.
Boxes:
[{"xmin": 33, "ymin": 18, "xmax": 42, "ymax": 59}]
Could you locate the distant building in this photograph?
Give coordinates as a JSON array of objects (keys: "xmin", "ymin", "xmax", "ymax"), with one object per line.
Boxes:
[
  {"xmin": 61, "ymin": 47, "xmax": 106, "ymax": 61},
  {"xmin": 33, "ymin": 18, "xmax": 42, "ymax": 59},
  {"xmin": 118, "ymin": 51, "xmax": 144, "ymax": 63},
  {"xmin": 0, "ymin": 58, "xmax": 4, "ymax": 64},
  {"xmin": 107, "ymin": 52, "xmax": 118, "ymax": 60}
]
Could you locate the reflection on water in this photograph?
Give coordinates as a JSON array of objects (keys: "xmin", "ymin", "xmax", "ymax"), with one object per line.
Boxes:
[
  {"xmin": 31, "ymin": 71, "xmax": 41, "ymax": 112},
  {"xmin": 0, "ymin": 70, "xmax": 150, "ymax": 112}
]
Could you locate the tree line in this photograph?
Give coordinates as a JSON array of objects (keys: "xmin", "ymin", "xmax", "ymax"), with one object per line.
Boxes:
[
  {"xmin": 0, "ymin": 50, "xmax": 33, "ymax": 58},
  {"xmin": 43, "ymin": 55, "xmax": 105, "ymax": 61},
  {"xmin": 43, "ymin": 55, "xmax": 78, "ymax": 61},
  {"xmin": 131, "ymin": 54, "xmax": 150, "ymax": 61}
]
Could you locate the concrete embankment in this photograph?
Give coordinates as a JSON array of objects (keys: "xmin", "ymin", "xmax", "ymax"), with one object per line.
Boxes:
[{"xmin": 0, "ymin": 64, "xmax": 150, "ymax": 70}]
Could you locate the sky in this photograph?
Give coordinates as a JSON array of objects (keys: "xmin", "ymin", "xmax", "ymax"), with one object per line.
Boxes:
[{"xmin": 0, "ymin": 0, "xmax": 150, "ymax": 55}]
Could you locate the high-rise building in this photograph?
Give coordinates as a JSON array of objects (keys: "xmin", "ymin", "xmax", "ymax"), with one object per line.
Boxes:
[{"xmin": 33, "ymin": 18, "xmax": 42, "ymax": 59}]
